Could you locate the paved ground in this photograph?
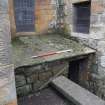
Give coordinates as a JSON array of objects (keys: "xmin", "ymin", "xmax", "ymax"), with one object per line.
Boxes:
[{"xmin": 18, "ymin": 87, "xmax": 75, "ymax": 105}]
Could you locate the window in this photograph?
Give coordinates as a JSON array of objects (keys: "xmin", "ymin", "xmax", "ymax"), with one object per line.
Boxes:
[
  {"xmin": 73, "ymin": 1, "xmax": 91, "ymax": 34},
  {"xmin": 14, "ymin": 0, "xmax": 35, "ymax": 32}
]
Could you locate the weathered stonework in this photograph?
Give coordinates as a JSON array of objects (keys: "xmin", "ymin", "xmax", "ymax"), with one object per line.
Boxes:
[
  {"xmin": 0, "ymin": 65, "xmax": 17, "ymax": 105},
  {"xmin": 0, "ymin": 0, "xmax": 17, "ymax": 105},
  {"xmin": 12, "ymin": 33, "xmax": 95, "ymax": 97},
  {"xmin": 14, "ymin": 54, "xmax": 95, "ymax": 97},
  {"xmin": 0, "ymin": 0, "xmax": 103, "ymax": 104},
  {"xmin": 15, "ymin": 60, "xmax": 69, "ymax": 96},
  {"xmin": 66, "ymin": 0, "xmax": 105, "ymax": 100}
]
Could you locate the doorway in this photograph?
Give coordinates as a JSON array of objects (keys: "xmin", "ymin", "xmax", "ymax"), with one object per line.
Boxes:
[
  {"xmin": 13, "ymin": 0, "xmax": 35, "ymax": 32},
  {"xmin": 68, "ymin": 58, "xmax": 88, "ymax": 84}
]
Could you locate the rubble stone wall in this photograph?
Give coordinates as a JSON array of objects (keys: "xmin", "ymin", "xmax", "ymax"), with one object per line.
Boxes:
[
  {"xmin": 15, "ymin": 54, "xmax": 94, "ymax": 97},
  {"xmin": 66, "ymin": 0, "xmax": 105, "ymax": 100},
  {"xmin": 0, "ymin": 0, "xmax": 17, "ymax": 105},
  {"xmin": 15, "ymin": 60, "xmax": 69, "ymax": 96}
]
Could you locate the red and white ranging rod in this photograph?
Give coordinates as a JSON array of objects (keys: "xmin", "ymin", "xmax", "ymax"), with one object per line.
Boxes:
[{"xmin": 31, "ymin": 49, "xmax": 73, "ymax": 58}]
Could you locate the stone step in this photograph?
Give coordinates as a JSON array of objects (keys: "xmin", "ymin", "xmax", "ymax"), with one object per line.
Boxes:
[{"xmin": 51, "ymin": 76, "xmax": 105, "ymax": 105}]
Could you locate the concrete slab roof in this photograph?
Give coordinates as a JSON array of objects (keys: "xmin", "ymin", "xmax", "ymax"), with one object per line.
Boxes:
[{"xmin": 12, "ymin": 34, "xmax": 95, "ymax": 68}]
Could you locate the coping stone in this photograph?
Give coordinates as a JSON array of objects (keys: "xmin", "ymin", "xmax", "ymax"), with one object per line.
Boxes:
[{"xmin": 51, "ymin": 76, "xmax": 105, "ymax": 105}]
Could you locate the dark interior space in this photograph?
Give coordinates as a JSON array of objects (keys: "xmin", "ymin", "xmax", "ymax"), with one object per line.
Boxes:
[
  {"xmin": 68, "ymin": 58, "xmax": 88, "ymax": 84},
  {"xmin": 68, "ymin": 60, "xmax": 80, "ymax": 83}
]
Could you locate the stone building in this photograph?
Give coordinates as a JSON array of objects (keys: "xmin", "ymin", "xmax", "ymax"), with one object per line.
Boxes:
[
  {"xmin": 0, "ymin": 0, "xmax": 17, "ymax": 105},
  {"xmin": 9, "ymin": 0, "xmax": 64, "ymax": 37},
  {"xmin": 1, "ymin": 0, "xmax": 105, "ymax": 105},
  {"xmin": 65, "ymin": 0, "xmax": 105, "ymax": 99}
]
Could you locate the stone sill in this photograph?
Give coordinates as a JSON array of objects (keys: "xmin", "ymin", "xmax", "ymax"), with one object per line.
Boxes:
[
  {"xmin": 71, "ymin": 32, "xmax": 105, "ymax": 40},
  {"xmin": 71, "ymin": 32, "xmax": 89, "ymax": 39},
  {"xmin": 91, "ymin": 24, "xmax": 105, "ymax": 28}
]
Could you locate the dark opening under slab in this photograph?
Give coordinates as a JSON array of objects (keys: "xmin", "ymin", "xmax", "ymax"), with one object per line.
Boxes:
[
  {"xmin": 68, "ymin": 58, "xmax": 88, "ymax": 84},
  {"xmin": 18, "ymin": 87, "xmax": 75, "ymax": 105}
]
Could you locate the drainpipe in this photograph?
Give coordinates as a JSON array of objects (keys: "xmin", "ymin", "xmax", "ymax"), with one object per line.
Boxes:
[
  {"xmin": 0, "ymin": 0, "xmax": 17, "ymax": 105},
  {"xmin": 56, "ymin": 0, "xmax": 65, "ymax": 30}
]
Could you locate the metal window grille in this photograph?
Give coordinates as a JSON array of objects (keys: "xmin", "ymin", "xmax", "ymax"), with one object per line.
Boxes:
[
  {"xmin": 73, "ymin": 1, "xmax": 91, "ymax": 34},
  {"xmin": 14, "ymin": 0, "xmax": 35, "ymax": 32}
]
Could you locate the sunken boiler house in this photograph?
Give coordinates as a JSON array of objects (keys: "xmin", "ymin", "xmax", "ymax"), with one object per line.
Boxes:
[{"xmin": 0, "ymin": 0, "xmax": 105, "ymax": 105}]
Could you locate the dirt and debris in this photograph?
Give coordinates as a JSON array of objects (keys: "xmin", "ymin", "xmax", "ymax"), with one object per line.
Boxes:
[{"xmin": 18, "ymin": 87, "xmax": 75, "ymax": 105}]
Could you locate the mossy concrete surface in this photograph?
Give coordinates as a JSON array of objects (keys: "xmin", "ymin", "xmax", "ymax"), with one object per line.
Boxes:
[{"xmin": 12, "ymin": 34, "xmax": 95, "ymax": 68}]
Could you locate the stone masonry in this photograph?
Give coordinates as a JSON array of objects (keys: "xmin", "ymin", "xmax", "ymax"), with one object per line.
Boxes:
[
  {"xmin": 51, "ymin": 76, "xmax": 105, "ymax": 105},
  {"xmin": 13, "ymin": 34, "xmax": 95, "ymax": 97},
  {"xmin": 15, "ymin": 60, "xmax": 69, "ymax": 96},
  {"xmin": 0, "ymin": 0, "xmax": 103, "ymax": 104},
  {"xmin": 0, "ymin": 0, "xmax": 17, "ymax": 105},
  {"xmin": 15, "ymin": 52, "xmax": 95, "ymax": 97},
  {"xmin": 65, "ymin": 0, "xmax": 105, "ymax": 100}
]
